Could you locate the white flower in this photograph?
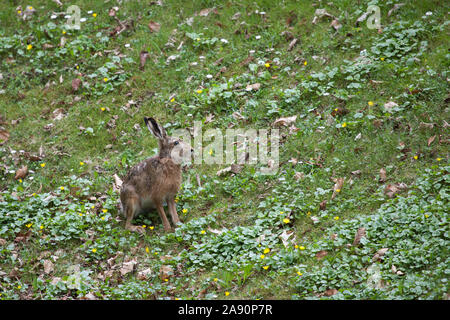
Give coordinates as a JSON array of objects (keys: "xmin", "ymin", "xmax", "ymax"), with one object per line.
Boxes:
[
  {"xmin": 206, "ymin": 74, "xmax": 213, "ymax": 79},
  {"xmin": 124, "ymin": 43, "xmax": 131, "ymax": 48},
  {"xmin": 255, "ymin": 35, "xmax": 261, "ymax": 40},
  {"xmin": 51, "ymin": 14, "xmax": 57, "ymax": 19},
  {"xmin": 87, "ymin": 10, "xmax": 93, "ymax": 14},
  {"xmin": 220, "ymin": 38, "xmax": 229, "ymax": 44},
  {"xmin": 260, "ymin": 11, "xmax": 266, "ymax": 15},
  {"xmin": 249, "ymin": 50, "xmax": 255, "ymax": 54},
  {"xmin": 425, "ymin": 11, "xmax": 432, "ymax": 16},
  {"xmin": 199, "ymin": 55, "xmax": 206, "ymax": 60},
  {"xmin": 80, "ymin": 17, "xmax": 87, "ymax": 22}
]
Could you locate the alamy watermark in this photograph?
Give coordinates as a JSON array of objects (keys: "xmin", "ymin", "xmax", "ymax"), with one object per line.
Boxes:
[{"xmin": 170, "ymin": 122, "xmax": 280, "ymax": 175}]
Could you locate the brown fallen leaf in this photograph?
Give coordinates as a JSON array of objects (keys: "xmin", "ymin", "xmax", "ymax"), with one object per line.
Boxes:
[
  {"xmin": 387, "ymin": 3, "xmax": 405, "ymax": 17},
  {"xmin": 159, "ymin": 264, "xmax": 174, "ymax": 281},
  {"xmin": 319, "ymin": 200, "xmax": 327, "ymax": 211},
  {"xmin": 331, "ymin": 177, "xmax": 344, "ymax": 200},
  {"xmin": 15, "ymin": 166, "xmax": 28, "ymax": 180},
  {"xmin": 0, "ymin": 127, "xmax": 9, "ymax": 145},
  {"xmin": 43, "ymin": 259, "xmax": 54, "ymax": 274},
  {"xmin": 288, "ymin": 38, "xmax": 298, "ymax": 51},
  {"xmin": 71, "ymin": 78, "xmax": 81, "ymax": 92},
  {"xmin": 384, "ymin": 101, "xmax": 398, "ymax": 113},
  {"xmin": 352, "ymin": 227, "xmax": 366, "ymax": 246},
  {"xmin": 245, "ymin": 83, "xmax": 261, "ymax": 91},
  {"xmin": 372, "ymin": 248, "xmax": 389, "ymax": 262},
  {"xmin": 198, "ymin": 7, "xmax": 217, "ymax": 17},
  {"xmin": 148, "ymin": 21, "xmax": 161, "ymax": 33},
  {"xmin": 139, "ymin": 50, "xmax": 150, "ymax": 70},
  {"xmin": 330, "ymin": 19, "xmax": 342, "ymax": 31},
  {"xmin": 120, "ymin": 259, "xmax": 137, "ymax": 276},
  {"xmin": 324, "ymin": 289, "xmax": 338, "ymax": 297},
  {"xmin": 273, "ymin": 115, "xmax": 297, "ymax": 127},
  {"xmin": 384, "ymin": 183, "xmax": 407, "ymax": 198},
  {"xmin": 315, "ymin": 250, "xmax": 328, "ymax": 260},
  {"xmin": 379, "ymin": 168, "xmax": 387, "ymax": 183},
  {"xmin": 427, "ymin": 135, "xmax": 436, "ymax": 147}
]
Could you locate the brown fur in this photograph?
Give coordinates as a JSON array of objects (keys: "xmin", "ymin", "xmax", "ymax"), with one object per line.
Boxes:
[{"xmin": 120, "ymin": 117, "xmax": 189, "ymax": 232}]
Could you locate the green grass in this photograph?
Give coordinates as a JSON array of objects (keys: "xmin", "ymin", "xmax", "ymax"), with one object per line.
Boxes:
[{"xmin": 0, "ymin": 0, "xmax": 449, "ymax": 300}]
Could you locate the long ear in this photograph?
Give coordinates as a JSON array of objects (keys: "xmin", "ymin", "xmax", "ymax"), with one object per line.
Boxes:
[{"xmin": 144, "ymin": 117, "xmax": 166, "ymax": 139}]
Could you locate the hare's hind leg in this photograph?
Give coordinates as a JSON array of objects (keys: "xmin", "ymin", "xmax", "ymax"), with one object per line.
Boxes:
[{"xmin": 123, "ymin": 196, "xmax": 144, "ymax": 233}]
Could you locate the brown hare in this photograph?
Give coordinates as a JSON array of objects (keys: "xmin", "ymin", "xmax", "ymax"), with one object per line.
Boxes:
[{"xmin": 120, "ymin": 117, "xmax": 190, "ymax": 232}]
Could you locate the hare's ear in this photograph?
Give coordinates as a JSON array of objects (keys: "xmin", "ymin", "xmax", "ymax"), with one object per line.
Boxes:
[{"xmin": 144, "ymin": 117, "xmax": 167, "ymax": 139}]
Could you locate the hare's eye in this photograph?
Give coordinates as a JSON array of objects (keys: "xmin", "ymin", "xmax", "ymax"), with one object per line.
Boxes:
[{"xmin": 174, "ymin": 141, "xmax": 179, "ymax": 146}]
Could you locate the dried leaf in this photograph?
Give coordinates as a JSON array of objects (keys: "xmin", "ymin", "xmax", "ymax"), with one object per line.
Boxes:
[
  {"xmin": 388, "ymin": 3, "xmax": 405, "ymax": 17},
  {"xmin": 159, "ymin": 264, "xmax": 173, "ymax": 280},
  {"xmin": 71, "ymin": 78, "xmax": 81, "ymax": 92},
  {"xmin": 427, "ymin": 135, "xmax": 436, "ymax": 147},
  {"xmin": 43, "ymin": 259, "xmax": 54, "ymax": 274},
  {"xmin": 352, "ymin": 227, "xmax": 366, "ymax": 246},
  {"xmin": 288, "ymin": 38, "xmax": 298, "ymax": 51},
  {"xmin": 372, "ymin": 248, "xmax": 389, "ymax": 262},
  {"xmin": 15, "ymin": 166, "xmax": 28, "ymax": 180},
  {"xmin": 384, "ymin": 183, "xmax": 407, "ymax": 198},
  {"xmin": 245, "ymin": 83, "xmax": 261, "ymax": 91},
  {"xmin": 279, "ymin": 230, "xmax": 295, "ymax": 248},
  {"xmin": 315, "ymin": 250, "xmax": 328, "ymax": 260},
  {"xmin": 331, "ymin": 177, "xmax": 344, "ymax": 200},
  {"xmin": 379, "ymin": 168, "xmax": 387, "ymax": 183},
  {"xmin": 384, "ymin": 101, "xmax": 398, "ymax": 113},
  {"xmin": 0, "ymin": 128, "xmax": 9, "ymax": 145},
  {"xmin": 324, "ymin": 289, "xmax": 338, "ymax": 296},
  {"xmin": 273, "ymin": 115, "xmax": 297, "ymax": 127},
  {"xmin": 120, "ymin": 259, "xmax": 137, "ymax": 276},
  {"xmin": 330, "ymin": 19, "xmax": 342, "ymax": 31},
  {"xmin": 148, "ymin": 21, "xmax": 161, "ymax": 33},
  {"xmin": 139, "ymin": 50, "xmax": 150, "ymax": 70}
]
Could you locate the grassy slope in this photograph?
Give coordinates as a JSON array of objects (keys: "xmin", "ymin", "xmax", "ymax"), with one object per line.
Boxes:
[{"xmin": 0, "ymin": 0, "xmax": 448, "ymax": 299}]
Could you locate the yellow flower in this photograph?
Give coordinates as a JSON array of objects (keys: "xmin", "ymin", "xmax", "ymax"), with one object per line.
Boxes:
[
  {"xmin": 92, "ymin": 248, "xmax": 97, "ymax": 253},
  {"xmin": 213, "ymin": 278, "xmax": 218, "ymax": 282},
  {"xmin": 142, "ymin": 225, "xmax": 146, "ymax": 228},
  {"xmin": 306, "ymin": 211, "xmax": 311, "ymax": 216},
  {"xmin": 62, "ymin": 30, "xmax": 66, "ymax": 35},
  {"xmin": 334, "ymin": 108, "xmax": 338, "ymax": 112},
  {"xmin": 335, "ymin": 189, "xmax": 341, "ymax": 193},
  {"xmin": 413, "ymin": 155, "xmax": 418, "ymax": 160},
  {"xmin": 263, "ymin": 248, "xmax": 270, "ymax": 254},
  {"xmin": 265, "ymin": 63, "xmax": 270, "ymax": 68},
  {"xmin": 17, "ymin": 10, "xmax": 21, "ymax": 14},
  {"xmin": 28, "ymin": 6, "xmax": 33, "ymax": 10},
  {"xmin": 103, "ymin": 77, "xmax": 108, "ymax": 82},
  {"xmin": 225, "ymin": 291, "xmax": 230, "ymax": 296},
  {"xmin": 175, "ymin": 197, "xmax": 179, "ymax": 203},
  {"xmin": 297, "ymin": 271, "xmax": 303, "ymax": 276},
  {"xmin": 263, "ymin": 266, "xmax": 269, "ymax": 270},
  {"xmin": 102, "ymin": 209, "xmax": 108, "ymax": 213},
  {"xmin": 40, "ymin": 225, "xmax": 44, "ymax": 230},
  {"xmin": 154, "ymin": 251, "xmax": 158, "ymax": 255},
  {"xmin": 208, "ymin": 149, "xmax": 213, "ymax": 155},
  {"xmin": 76, "ymin": 65, "xmax": 79, "ymax": 69},
  {"xmin": 32, "ymin": 193, "xmax": 36, "ymax": 197},
  {"xmin": 283, "ymin": 218, "xmax": 290, "ymax": 224},
  {"xmin": 196, "ymin": 89, "xmax": 203, "ymax": 94},
  {"xmin": 39, "ymin": 161, "xmax": 45, "ymax": 167},
  {"xmin": 436, "ymin": 158, "xmax": 442, "ymax": 161},
  {"xmin": 79, "ymin": 213, "xmax": 83, "ymax": 217},
  {"xmin": 182, "ymin": 208, "xmax": 188, "ymax": 214},
  {"xmin": 164, "ymin": 278, "xmax": 168, "ymax": 282},
  {"xmin": 260, "ymin": 254, "xmax": 265, "ymax": 259},
  {"xmin": 100, "ymin": 217, "xmax": 105, "ymax": 220},
  {"xmin": 341, "ymin": 123, "xmax": 347, "ymax": 128},
  {"xmin": 17, "ymin": 285, "xmax": 22, "ymax": 289},
  {"xmin": 79, "ymin": 161, "xmax": 84, "ymax": 166},
  {"xmin": 27, "ymin": 44, "xmax": 32, "ymax": 50},
  {"xmin": 18, "ymin": 179, "xmax": 22, "ymax": 183},
  {"xmin": 92, "ymin": 13, "xmax": 97, "ymax": 18},
  {"xmin": 299, "ymin": 246, "xmax": 305, "ymax": 250},
  {"xmin": 294, "ymin": 245, "xmax": 298, "ymax": 249},
  {"xmin": 368, "ymin": 101, "xmax": 374, "ymax": 107},
  {"xmin": 424, "ymin": 214, "xmax": 430, "ymax": 218},
  {"xmin": 26, "ymin": 223, "xmax": 32, "ymax": 228},
  {"xmin": 334, "ymin": 216, "xmax": 339, "ymax": 221},
  {"xmin": 100, "ymin": 107, "xmax": 106, "ymax": 112},
  {"xmin": 200, "ymin": 230, "xmax": 206, "ymax": 234},
  {"xmin": 380, "ymin": 57, "xmax": 385, "ymax": 61},
  {"xmin": 303, "ymin": 61, "xmax": 307, "ymax": 66},
  {"xmin": 149, "ymin": 226, "xmax": 154, "ymax": 230},
  {"xmin": 60, "ymin": 186, "xmax": 64, "ymax": 191},
  {"xmin": 170, "ymin": 98, "xmax": 175, "ymax": 103},
  {"xmin": 280, "ymin": 211, "xmax": 284, "ymax": 215},
  {"xmin": 145, "ymin": 247, "xmax": 150, "ymax": 253}
]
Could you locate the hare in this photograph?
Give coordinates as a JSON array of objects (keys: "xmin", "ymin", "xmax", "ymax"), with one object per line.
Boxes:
[{"xmin": 120, "ymin": 117, "xmax": 191, "ymax": 232}]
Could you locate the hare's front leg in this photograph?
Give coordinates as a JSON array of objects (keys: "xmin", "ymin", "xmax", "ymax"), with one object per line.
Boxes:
[
  {"xmin": 155, "ymin": 201, "xmax": 173, "ymax": 232},
  {"xmin": 167, "ymin": 197, "xmax": 181, "ymax": 226}
]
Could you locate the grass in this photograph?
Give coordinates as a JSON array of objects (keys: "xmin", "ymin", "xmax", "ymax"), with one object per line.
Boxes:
[{"xmin": 0, "ymin": 0, "xmax": 449, "ymax": 300}]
